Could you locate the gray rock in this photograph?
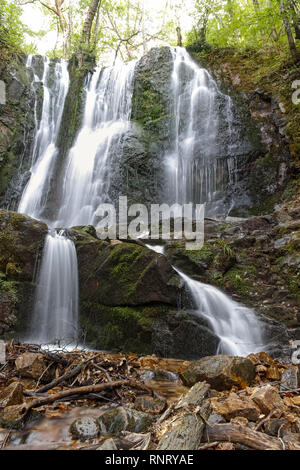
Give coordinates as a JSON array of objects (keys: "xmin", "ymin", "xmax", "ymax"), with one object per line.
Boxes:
[
  {"xmin": 207, "ymin": 413, "xmax": 226, "ymax": 425},
  {"xmin": 98, "ymin": 407, "xmax": 153, "ymax": 435},
  {"xmin": 70, "ymin": 417, "xmax": 100, "ymax": 441},
  {"xmin": 280, "ymin": 367, "xmax": 299, "ymax": 392}
]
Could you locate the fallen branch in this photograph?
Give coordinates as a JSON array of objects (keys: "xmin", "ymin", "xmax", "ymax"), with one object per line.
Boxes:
[
  {"xmin": 21, "ymin": 379, "xmax": 152, "ymax": 416},
  {"xmin": 205, "ymin": 424, "xmax": 284, "ymax": 450},
  {"xmin": 35, "ymin": 356, "xmax": 96, "ymax": 393}
]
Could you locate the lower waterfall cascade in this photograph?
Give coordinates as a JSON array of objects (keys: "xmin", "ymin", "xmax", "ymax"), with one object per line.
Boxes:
[
  {"xmin": 29, "ymin": 230, "xmax": 79, "ymax": 346},
  {"xmin": 146, "ymin": 245, "xmax": 264, "ymax": 356},
  {"xmin": 13, "ymin": 47, "xmax": 263, "ymax": 354}
]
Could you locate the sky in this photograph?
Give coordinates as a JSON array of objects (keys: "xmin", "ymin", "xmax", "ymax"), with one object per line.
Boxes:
[{"xmin": 21, "ymin": 0, "xmax": 195, "ymax": 57}]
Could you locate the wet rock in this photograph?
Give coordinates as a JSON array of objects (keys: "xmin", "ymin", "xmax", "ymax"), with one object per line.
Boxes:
[
  {"xmin": 280, "ymin": 367, "xmax": 299, "ymax": 392},
  {"xmin": 70, "ymin": 417, "xmax": 100, "ymax": 441},
  {"xmin": 134, "ymin": 396, "xmax": 167, "ymax": 415},
  {"xmin": 152, "ymin": 312, "xmax": 220, "ymax": 360},
  {"xmin": 0, "ymin": 382, "xmax": 23, "ymax": 408},
  {"xmin": 15, "ymin": 352, "xmax": 45, "ymax": 380},
  {"xmin": 96, "ymin": 438, "xmax": 118, "ymax": 450},
  {"xmin": 181, "ymin": 355, "xmax": 256, "ymax": 390},
  {"xmin": 98, "ymin": 407, "xmax": 153, "ymax": 435},
  {"xmin": 251, "ymin": 385, "xmax": 286, "ymax": 415},
  {"xmin": 211, "ymin": 393, "xmax": 260, "ymax": 421}
]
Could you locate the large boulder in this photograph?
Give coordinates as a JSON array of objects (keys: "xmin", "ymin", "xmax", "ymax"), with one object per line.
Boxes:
[
  {"xmin": 75, "ymin": 238, "xmax": 180, "ymax": 307},
  {"xmin": 181, "ymin": 355, "xmax": 256, "ymax": 390}
]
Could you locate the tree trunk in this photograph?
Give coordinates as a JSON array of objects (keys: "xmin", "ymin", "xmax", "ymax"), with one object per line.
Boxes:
[
  {"xmin": 205, "ymin": 424, "xmax": 284, "ymax": 450},
  {"xmin": 176, "ymin": 26, "xmax": 182, "ymax": 47},
  {"xmin": 82, "ymin": 0, "xmax": 101, "ymax": 44},
  {"xmin": 289, "ymin": 0, "xmax": 300, "ymax": 39},
  {"xmin": 280, "ymin": 0, "xmax": 298, "ymax": 60}
]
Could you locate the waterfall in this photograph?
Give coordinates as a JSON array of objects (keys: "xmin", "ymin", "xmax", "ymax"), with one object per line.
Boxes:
[
  {"xmin": 30, "ymin": 230, "xmax": 79, "ymax": 345},
  {"xmin": 18, "ymin": 57, "xmax": 70, "ymax": 222},
  {"xmin": 18, "ymin": 56, "xmax": 77, "ymax": 345},
  {"xmin": 56, "ymin": 60, "xmax": 137, "ymax": 228},
  {"xmin": 176, "ymin": 269, "xmax": 263, "ymax": 356},
  {"xmin": 146, "ymin": 245, "xmax": 263, "ymax": 356},
  {"xmin": 165, "ymin": 47, "xmax": 238, "ymax": 215}
]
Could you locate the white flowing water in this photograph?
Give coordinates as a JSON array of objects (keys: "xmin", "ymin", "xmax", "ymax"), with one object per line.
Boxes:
[
  {"xmin": 18, "ymin": 57, "xmax": 76, "ymax": 345},
  {"xmin": 165, "ymin": 47, "xmax": 236, "ymax": 212},
  {"xmin": 56, "ymin": 60, "xmax": 137, "ymax": 228},
  {"xmin": 146, "ymin": 244, "xmax": 263, "ymax": 356},
  {"xmin": 18, "ymin": 57, "xmax": 70, "ymax": 221},
  {"xmin": 176, "ymin": 269, "xmax": 263, "ymax": 356},
  {"xmin": 30, "ymin": 230, "xmax": 79, "ymax": 345}
]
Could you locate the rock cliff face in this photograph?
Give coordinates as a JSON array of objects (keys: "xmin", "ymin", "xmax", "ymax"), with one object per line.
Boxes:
[
  {"xmin": 0, "ymin": 47, "xmax": 293, "ymax": 215},
  {"xmin": 0, "ymin": 54, "xmax": 39, "ymax": 210}
]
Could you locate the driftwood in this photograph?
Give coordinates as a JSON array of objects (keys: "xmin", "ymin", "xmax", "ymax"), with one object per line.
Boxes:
[
  {"xmin": 35, "ymin": 356, "xmax": 96, "ymax": 393},
  {"xmin": 205, "ymin": 424, "xmax": 284, "ymax": 450},
  {"xmin": 22, "ymin": 379, "xmax": 152, "ymax": 416}
]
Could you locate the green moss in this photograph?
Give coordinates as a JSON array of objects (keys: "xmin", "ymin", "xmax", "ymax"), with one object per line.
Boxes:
[
  {"xmin": 80, "ymin": 302, "xmax": 172, "ymax": 354},
  {"xmin": 103, "ymin": 243, "xmax": 148, "ymax": 301}
]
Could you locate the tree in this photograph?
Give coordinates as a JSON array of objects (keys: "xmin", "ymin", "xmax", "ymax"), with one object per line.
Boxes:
[
  {"xmin": 279, "ymin": 0, "xmax": 299, "ymax": 60},
  {"xmin": 0, "ymin": 0, "xmax": 25, "ymax": 51}
]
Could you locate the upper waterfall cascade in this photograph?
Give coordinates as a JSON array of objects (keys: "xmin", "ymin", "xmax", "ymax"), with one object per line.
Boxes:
[
  {"xmin": 165, "ymin": 47, "xmax": 239, "ymax": 215},
  {"xmin": 18, "ymin": 56, "xmax": 70, "ymax": 222},
  {"xmin": 56, "ymin": 60, "xmax": 137, "ymax": 228}
]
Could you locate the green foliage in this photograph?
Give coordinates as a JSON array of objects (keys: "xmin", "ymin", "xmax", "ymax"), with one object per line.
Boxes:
[
  {"xmin": 0, "ymin": 0, "xmax": 24, "ymax": 52},
  {"xmin": 186, "ymin": 0, "xmax": 295, "ymax": 55}
]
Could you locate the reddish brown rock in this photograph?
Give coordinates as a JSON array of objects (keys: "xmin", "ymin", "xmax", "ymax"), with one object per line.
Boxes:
[
  {"xmin": 181, "ymin": 355, "xmax": 256, "ymax": 390},
  {"xmin": 211, "ymin": 393, "xmax": 260, "ymax": 422},
  {"xmin": 0, "ymin": 382, "xmax": 23, "ymax": 408},
  {"xmin": 251, "ymin": 385, "xmax": 286, "ymax": 415},
  {"xmin": 15, "ymin": 352, "xmax": 45, "ymax": 379}
]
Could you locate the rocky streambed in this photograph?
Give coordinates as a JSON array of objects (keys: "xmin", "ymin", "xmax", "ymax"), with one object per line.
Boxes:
[{"xmin": 0, "ymin": 344, "xmax": 299, "ymax": 450}]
